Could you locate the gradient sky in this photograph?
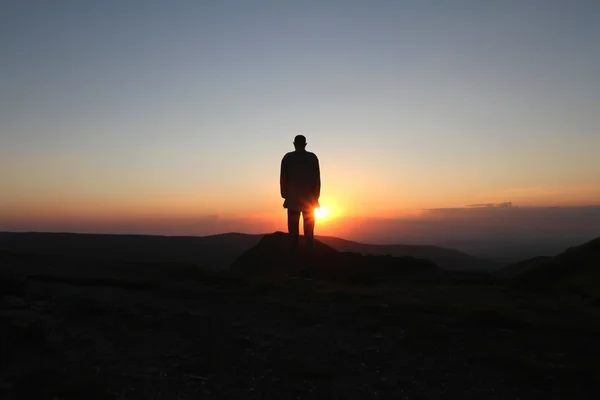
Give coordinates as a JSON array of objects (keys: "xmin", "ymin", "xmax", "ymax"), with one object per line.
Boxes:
[{"xmin": 1, "ymin": 0, "xmax": 599, "ymax": 236}]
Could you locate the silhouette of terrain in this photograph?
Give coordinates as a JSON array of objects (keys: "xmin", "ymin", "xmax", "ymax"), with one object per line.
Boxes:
[
  {"xmin": 231, "ymin": 232, "xmax": 438, "ymax": 282},
  {"xmin": 435, "ymin": 237, "xmax": 588, "ymax": 265},
  {"xmin": 494, "ymin": 256, "xmax": 553, "ymax": 279},
  {"xmin": 1, "ymin": 233, "xmax": 600, "ymax": 398},
  {"xmin": 316, "ymin": 235, "xmax": 496, "ymax": 271},
  {"xmin": 0, "ymin": 231, "xmax": 494, "ymax": 271},
  {"xmin": 0, "ymin": 231, "xmax": 262, "ymax": 270},
  {"xmin": 507, "ymin": 236, "xmax": 600, "ymax": 298}
]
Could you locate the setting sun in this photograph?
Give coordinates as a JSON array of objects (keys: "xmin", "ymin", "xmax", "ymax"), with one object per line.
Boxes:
[{"xmin": 315, "ymin": 207, "xmax": 329, "ymax": 219}]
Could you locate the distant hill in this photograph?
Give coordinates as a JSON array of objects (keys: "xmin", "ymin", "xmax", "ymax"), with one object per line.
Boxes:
[
  {"xmin": 0, "ymin": 232, "xmax": 263, "ymax": 270},
  {"xmin": 507, "ymin": 236, "xmax": 600, "ymax": 298},
  {"xmin": 493, "ymin": 256, "xmax": 552, "ymax": 279},
  {"xmin": 231, "ymin": 232, "xmax": 439, "ymax": 282},
  {"xmin": 0, "ymin": 231, "xmax": 491, "ymax": 271},
  {"xmin": 316, "ymin": 235, "xmax": 496, "ymax": 271}
]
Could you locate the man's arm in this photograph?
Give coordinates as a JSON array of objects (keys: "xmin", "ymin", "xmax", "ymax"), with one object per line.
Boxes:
[
  {"xmin": 280, "ymin": 156, "xmax": 288, "ymax": 199},
  {"xmin": 314, "ymin": 155, "xmax": 321, "ymax": 200}
]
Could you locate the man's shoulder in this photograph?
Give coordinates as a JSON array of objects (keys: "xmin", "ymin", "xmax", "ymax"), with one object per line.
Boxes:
[{"xmin": 282, "ymin": 151, "xmax": 318, "ymax": 161}]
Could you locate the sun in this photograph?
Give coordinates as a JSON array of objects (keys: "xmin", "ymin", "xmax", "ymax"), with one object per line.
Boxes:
[{"xmin": 314, "ymin": 207, "xmax": 329, "ymax": 219}]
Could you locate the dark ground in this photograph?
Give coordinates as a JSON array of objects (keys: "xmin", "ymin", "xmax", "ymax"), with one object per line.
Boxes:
[{"xmin": 1, "ymin": 256, "xmax": 600, "ymax": 399}]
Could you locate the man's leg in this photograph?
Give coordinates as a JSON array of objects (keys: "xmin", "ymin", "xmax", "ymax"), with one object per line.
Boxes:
[
  {"xmin": 303, "ymin": 209, "xmax": 315, "ymax": 250},
  {"xmin": 301, "ymin": 209, "xmax": 316, "ymax": 279},
  {"xmin": 287, "ymin": 210, "xmax": 301, "ymax": 254}
]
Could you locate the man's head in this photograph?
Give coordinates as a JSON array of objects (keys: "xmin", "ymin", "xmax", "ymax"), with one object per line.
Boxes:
[{"xmin": 293, "ymin": 135, "xmax": 307, "ymax": 150}]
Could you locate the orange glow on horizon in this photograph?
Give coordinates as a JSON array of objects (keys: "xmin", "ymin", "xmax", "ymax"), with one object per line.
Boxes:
[{"xmin": 2, "ymin": 180, "xmax": 600, "ymax": 238}]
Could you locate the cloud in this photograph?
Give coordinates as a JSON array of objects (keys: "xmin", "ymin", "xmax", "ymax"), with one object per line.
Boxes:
[
  {"xmin": 465, "ymin": 202, "xmax": 513, "ymax": 208},
  {"xmin": 477, "ymin": 185, "xmax": 600, "ymax": 207}
]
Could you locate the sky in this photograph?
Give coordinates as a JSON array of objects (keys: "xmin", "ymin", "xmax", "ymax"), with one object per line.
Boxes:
[{"xmin": 1, "ymin": 0, "xmax": 599, "ymax": 240}]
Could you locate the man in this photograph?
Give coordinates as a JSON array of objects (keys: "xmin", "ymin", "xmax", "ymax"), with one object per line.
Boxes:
[{"xmin": 280, "ymin": 135, "xmax": 321, "ymax": 253}]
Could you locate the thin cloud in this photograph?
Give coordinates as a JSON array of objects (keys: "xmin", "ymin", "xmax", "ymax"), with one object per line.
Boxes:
[{"xmin": 465, "ymin": 202, "xmax": 513, "ymax": 208}]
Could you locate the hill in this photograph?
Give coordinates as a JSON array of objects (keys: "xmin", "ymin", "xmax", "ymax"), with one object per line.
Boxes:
[
  {"xmin": 231, "ymin": 232, "xmax": 438, "ymax": 282},
  {"xmin": 316, "ymin": 235, "xmax": 496, "ymax": 271},
  {"xmin": 513, "ymin": 236, "xmax": 600, "ymax": 298},
  {"xmin": 494, "ymin": 256, "xmax": 553, "ymax": 279},
  {"xmin": 0, "ymin": 231, "xmax": 492, "ymax": 271},
  {"xmin": 0, "ymin": 231, "xmax": 262, "ymax": 270}
]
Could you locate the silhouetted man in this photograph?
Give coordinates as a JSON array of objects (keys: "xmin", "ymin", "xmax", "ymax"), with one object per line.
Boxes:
[{"xmin": 280, "ymin": 135, "xmax": 321, "ymax": 254}]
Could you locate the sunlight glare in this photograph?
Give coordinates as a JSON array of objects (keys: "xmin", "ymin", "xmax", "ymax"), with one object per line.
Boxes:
[{"xmin": 315, "ymin": 207, "xmax": 329, "ymax": 219}]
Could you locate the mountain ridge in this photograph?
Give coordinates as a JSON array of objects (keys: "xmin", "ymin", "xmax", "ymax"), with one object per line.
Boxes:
[
  {"xmin": 493, "ymin": 236, "xmax": 600, "ymax": 298},
  {"xmin": 0, "ymin": 231, "xmax": 494, "ymax": 271},
  {"xmin": 515, "ymin": 236, "xmax": 600, "ymax": 296},
  {"xmin": 315, "ymin": 234, "xmax": 496, "ymax": 271}
]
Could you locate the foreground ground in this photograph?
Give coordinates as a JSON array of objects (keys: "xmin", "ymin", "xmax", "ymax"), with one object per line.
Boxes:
[{"xmin": 1, "ymin": 258, "xmax": 599, "ymax": 399}]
